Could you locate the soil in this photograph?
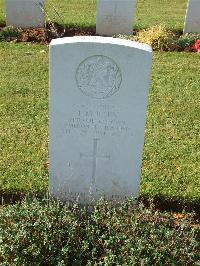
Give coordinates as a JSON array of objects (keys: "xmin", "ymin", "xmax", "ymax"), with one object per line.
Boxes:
[
  {"xmin": 0, "ymin": 23, "xmax": 96, "ymax": 45},
  {"xmin": 0, "ymin": 23, "xmax": 196, "ymax": 52}
]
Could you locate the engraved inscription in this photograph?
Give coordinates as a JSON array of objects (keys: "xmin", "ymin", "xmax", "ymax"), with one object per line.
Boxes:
[
  {"xmin": 65, "ymin": 104, "xmax": 131, "ymax": 138},
  {"xmin": 80, "ymin": 138, "xmax": 110, "ymax": 185},
  {"xmin": 76, "ymin": 55, "xmax": 122, "ymax": 99},
  {"xmin": 103, "ymin": 15, "xmax": 128, "ymax": 25}
]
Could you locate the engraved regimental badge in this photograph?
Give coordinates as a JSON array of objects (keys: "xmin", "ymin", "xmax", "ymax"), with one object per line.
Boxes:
[{"xmin": 76, "ymin": 55, "xmax": 122, "ymax": 99}]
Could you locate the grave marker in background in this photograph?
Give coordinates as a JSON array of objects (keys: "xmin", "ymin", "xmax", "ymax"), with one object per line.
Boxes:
[
  {"xmin": 184, "ymin": 0, "xmax": 200, "ymax": 33},
  {"xmin": 49, "ymin": 36, "xmax": 152, "ymax": 204},
  {"xmin": 96, "ymin": 0, "xmax": 136, "ymax": 36},
  {"xmin": 6, "ymin": 0, "xmax": 45, "ymax": 28}
]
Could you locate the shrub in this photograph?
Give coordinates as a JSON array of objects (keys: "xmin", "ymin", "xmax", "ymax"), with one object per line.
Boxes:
[
  {"xmin": 0, "ymin": 199, "xmax": 199, "ymax": 265},
  {"xmin": 177, "ymin": 33, "xmax": 200, "ymax": 50},
  {"xmin": 136, "ymin": 25, "xmax": 176, "ymax": 51},
  {"xmin": 0, "ymin": 26, "xmax": 20, "ymax": 42}
]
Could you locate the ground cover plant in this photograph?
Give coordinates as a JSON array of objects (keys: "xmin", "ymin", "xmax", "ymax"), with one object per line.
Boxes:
[{"xmin": 0, "ymin": 198, "xmax": 199, "ymax": 265}]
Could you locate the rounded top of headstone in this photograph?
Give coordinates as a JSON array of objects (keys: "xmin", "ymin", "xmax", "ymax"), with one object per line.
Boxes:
[{"xmin": 50, "ymin": 36, "xmax": 152, "ymax": 53}]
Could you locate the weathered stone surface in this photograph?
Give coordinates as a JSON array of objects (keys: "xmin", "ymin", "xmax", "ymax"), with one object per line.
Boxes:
[
  {"xmin": 96, "ymin": 0, "xmax": 136, "ymax": 36},
  {"xmin": 49, "ymin": 36, "xmax": 152, "ymax": 204},
  {"xmin": 6, "ymin": 0, "xmax": 45, "ymax": 28},
  {"xmin": 184, "ymin": 0, "xmax": 200, "ymax": 33}
]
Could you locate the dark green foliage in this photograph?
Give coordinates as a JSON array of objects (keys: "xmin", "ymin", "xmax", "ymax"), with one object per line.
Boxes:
[
  {"xmin": 0, "ymin": 27, "xmax": 20, "ymax": 41},
  {"xmin": 0, "ymin": 199, "xmax": 199, "ymax": 265},
  {"xmin": 177, "ymin": 33, "xmax": 200, "ymax": 49}
]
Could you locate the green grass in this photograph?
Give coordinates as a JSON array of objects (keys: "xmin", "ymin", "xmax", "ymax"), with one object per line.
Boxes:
[
  {"xmin": 142, "ymin": 52, "xmax": 200, "ymax": 203},
  {"xmin": 0, "ymin": 42, "xmax": 199, "ymax": 205},
  {"xmin": 0, "ymin": 42, "xmax": 48, "ymax": 193},
  {"xmin": 0, "ymin": 0, "xmax": 4, "ymax": 24},
  {"xmin": 135, "ymin": 0, "xmax": 187, "ymax": 30},
  {"xmin": 0, "ymin": 0, "xmax": 187, "ymax": 31}
]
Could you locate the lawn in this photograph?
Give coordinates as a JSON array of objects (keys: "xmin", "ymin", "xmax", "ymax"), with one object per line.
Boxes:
[
  {"xmin": 0, "ymin": 43, "xmax": 48, "ymax": 194},
  {"xmin": 0, "ymin": 0, "xmax": 187, "ymax": 31},
  {"xmin": 0, "ymin": 41, "xmax": 199, "ymax": 205},
  {"xmin": 0, "ymin": 0, "xmax": 199, "ymax": 206},
  {"xmin": 0, "ymin": 1, "xmax": 199, "ymax": 264}
]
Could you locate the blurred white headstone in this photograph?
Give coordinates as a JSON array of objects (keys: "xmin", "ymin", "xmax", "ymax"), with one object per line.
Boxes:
[
  {"xmin": 6, "ymin": 0, "xmax": 45, "ymax": 28},
  {"xmin": 96, "ymin": 0, "xmax": 136, "ymax": 36},
  {"xmin": 184, "ymin": 0, "xmax": 200, "ymax": 33}
]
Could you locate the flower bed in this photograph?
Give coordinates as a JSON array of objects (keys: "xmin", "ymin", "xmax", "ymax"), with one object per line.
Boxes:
[{"xmin": 0, "ymin": 24, "xmax": 200, "ymax": 53}]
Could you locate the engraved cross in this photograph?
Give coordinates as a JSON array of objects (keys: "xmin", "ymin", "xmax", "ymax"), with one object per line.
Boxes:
[{"xmin": 80, "ymin": 138, "xmax": 110, "ymax": 185}]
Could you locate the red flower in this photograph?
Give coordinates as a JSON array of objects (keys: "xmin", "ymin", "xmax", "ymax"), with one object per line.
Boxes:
[{"xmin": 191, "ymin": 39, "xmax": 200, "ymax": 53}]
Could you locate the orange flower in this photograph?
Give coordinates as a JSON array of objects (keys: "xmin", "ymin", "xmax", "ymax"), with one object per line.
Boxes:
[{"xmin": 173, "ymin": 213, "xmax": 185, "ymax": 219}]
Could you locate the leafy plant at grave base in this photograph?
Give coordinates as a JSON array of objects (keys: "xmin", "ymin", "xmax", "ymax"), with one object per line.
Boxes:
[
  {"xmin": 176, "ymin": 33, "xmax": 200, "ymax": 50},
  {"xmin": 0, "ymin": 26, "xmax": 21, "ymax": 42},
  {"xmin": 135, "ymin": 25, "xmax": 177, "ymax": 51},
  {"xmin": 0, "ymin": 198, "xmax": 199, "ymax": 265}
]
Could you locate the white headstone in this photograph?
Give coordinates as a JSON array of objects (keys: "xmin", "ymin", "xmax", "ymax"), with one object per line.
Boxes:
[
  {"xmin": 96, "ymin": 0, "xmax": 136, "ymax": 36},
  {"xmin": 49, "ymin": 36, "xmax": 152, "ymax": 204},
  {"xmin": 6, "ymin": 0, "xmax": 45, "ymax": 28},
  {"xmin": 184, "ymin": 0, "xmax": 200, "ymax": 33}
]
